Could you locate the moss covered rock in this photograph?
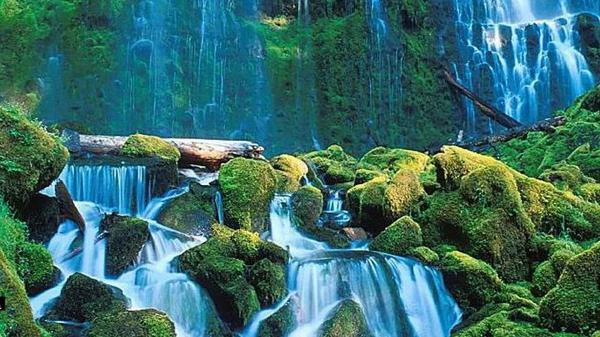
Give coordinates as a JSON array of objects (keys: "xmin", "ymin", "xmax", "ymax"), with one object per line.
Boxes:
[
  {"xmin": 179, "ymin": 225, "xmax": 288, "ymax": 328},
  {"xmin": 101, "ymin": 213, "xmax": 149, "ymax": 276},
  {"xmin": 15, "ymin": 242, "xmax": 59, "ymax": 295},
  {"xmin": 87, "ymin": 309, "xmax": 176, "ymax": 337},
  {"xmin": 257, "ymin": 301, "xmax": 296, "ymax": 337},
  {"xmin": 539, "ymin": 163, "xmax": 595, "ymax": 192},
  {"xmin": 157, "ymin": 183, "xmax": 217, "ymax": 235},
  {"xmin": 317, "ymin": 299, "xmax": 373, "ymax": 337},
  {"xmin": 271, "ymin": 154, "xmax": 309, "ymax": 193},
  {"xmin": 0, "ymin": 248, "xmax": 44, "ymax": 337},
  {"xmin": 354, "ymin": 168, "xmax": 385, "ymax": 185},
  {"xmin": 440, "ymin": 251, "xmax": 504, "ymax": 315},
  {"xmin": 453, "ymin": 310, "xmax": 574, "ymax": 337},
  {"xmin": 44, "ymin": 273, "xmax": 128, "ymax": 322},
  {"xmin": 121, "ymin": 134, "xmax": 180, "ymax": 163},
  {"xmin": 218, "ymin": 158, "xmax": 277, "ymax": 232},
  {"xmin": 301, "ymin": 145, "xmax": 357, "ymax": 185},
  {"xmin": 357, "ymin": 147, "xmax": 430, "ymax": 175},
  {"xmin": 369, "ymin": 216, "xmax": 422, "ymax": 256},
  {"xmin": 0, "ymin": 105, "xmax": 69, "ymax": 209},
  {"xmin": 19, "ymin": 193, "xmax": 61, "ymax": 244},
  {"xmin": 291, "ymin": 185, "xmax": 324, "ymax": 228},
  {"xmin": 539, "ymin": 242, "xmax": 600, "ymax": 335}
]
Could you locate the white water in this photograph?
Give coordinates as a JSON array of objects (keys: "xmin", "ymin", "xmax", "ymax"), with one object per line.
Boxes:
[
  {"xmin": 30, "ymin": 165, "xmax": 216, "ymax": 337},
  {"xmin": 453, "ymin": 0, "xmax": 598, "ymax": 133},
  {"xmin": 244, "ymin": 194, "xmax": 462, "ymax": 337}
]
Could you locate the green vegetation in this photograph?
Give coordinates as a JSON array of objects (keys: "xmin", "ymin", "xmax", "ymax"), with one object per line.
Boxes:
[
  {"xmin": 301, "ymin": 145, "xmax": 357, "ymax": 185},
  {"xmin": 100, "ymin": 213, "xmax": 149, "ymax": 276},
  {"xmin": 87, "ymin": 309, "xmax": 176, "ymax": 337},
  {"xmin": 219, "ymin": 158, "xmax": 277, "ymax": 232},
  {"xmin": 257, "ymin": 301, "xmax": 295, "ymax": 337},
  {"xmin": 122, "ymin": 134, "xmax": 181, "ymax": 163},
  {"xmin": 271, "ymin": 154, "xmax": 309, "ymax": 193},
  {"xmin": 370, "ymin": 216, "xmax": 423, "ymax": 256},
  {"xmin": 291, "ymin": 185, "xmax": 324, "ymax": 228},
  {"xmin": 157, "ymin": 183, "xmax": 217, "ymax": 235},
  {"xmin": 317, "ymin": 300, "xmax": 373, "ymax": 337}
]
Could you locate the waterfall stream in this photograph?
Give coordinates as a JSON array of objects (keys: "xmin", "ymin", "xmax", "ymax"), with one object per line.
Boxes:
[{"xmin": 452, "ymin": 0, "xmax": 599, "ymax": 134}]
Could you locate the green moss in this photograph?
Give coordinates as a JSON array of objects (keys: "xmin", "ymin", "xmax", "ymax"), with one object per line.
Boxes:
[
  {"xmin": 157, "ymin": 183, "xmax": 216, "ymax": 235},
  {"xmin": 0, "ymin": 105, "xmax": 69, "ymax": 209},
  {"xmin": 383, "ymin": 169, "xmax": 425, "ymax": 222},
  {"xmin": 539, "ymin": 163, "xmax": 595, "ymax": 191},
  {"xmin": 257, "ymin": 301, "xmax": 295, "ymax": 337},
  {"xmin": 0, "ymin": 248, "xmax": 44, "ymax": 337},
  {"xmin": 357, "ymin": 147, "xmax": 430, "ymax": 175},
  {"xmin": 440, "ymin": 251, "xmax": 504, "ymax": 315},
  {"xmin": 453, "ymin": 310, "xmax": 571, "ymax": 337},
  {"xmin": 317, "ymin": 300, "xmax": 373, "ymax": 337},
  {"xmin": 44, "ymin": 273, "xmax": 128, "ymax": 322},
  {"xmin": 218, "ymin": 158, "xmax": 277, "ymax": 232},
  {"xmin": 100, "ymin": 213, "xmax": 149, "ymax": 276},
  {"xmin": 87, "ymin": 309, "xmax": 176, "ymax": 337},
  {"xmin": 370, "ymin": 216, "xmax": 423, "ymax": 256},
  {"xmin": 532, "ymin": 261, "xmax": 558, "ymax": 297},
  {"xmin": 121, "ymin": 134, "xmax": 181, "ymax": 163},
  {"xmin": 354, "ymin": 169, "xmax": 385, "ymax": 185},
  {"xmin": 408, "ymin": 246, "xmax": 439, "ymax": 265},
  {"xmin": 539, "ymin": 242, "xmax": 600, "ymax": 335},
  {"xmin": 271, "ymin": 155, "xmax": 309, "ymax": 193},
  {"xmin": 577, "ymin": 182, "xmax": 600, "ymax": 203},
  {"xmin": 301, "ymin": 145, "xmax": 357, "ymax": 185},
  {"xmin": 15, "ymin": 242, "xmax": 56, "ymax": 295},
  {"xmin": 291, "ymin": 185, "xmax": 324, "ymax": 228},
  {"xmin": 248, "ymin": 259, "xmax": 286, "ymax": 307}
]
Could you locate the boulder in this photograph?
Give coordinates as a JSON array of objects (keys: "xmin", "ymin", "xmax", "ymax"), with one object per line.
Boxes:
[
  {"xmin": 369, "ymin": 216, "xmax": 423, "ymax": 256},
  {"xmin": 218, "ymin": 158, "xmax": 277, "ymax": 232},
  {"xmin": 16, "ymin": 242, "xmax": 60, "ymax": 295},
  {"xmin": 101, "ymin": 214, "xmax": 149, "ymax": 276},
  {"xmin": 271, "ymin": 154, "xmax": 308, "ymax": 193},
  {"xmin": 317, "ymin": 299, "xmax": 373, "ymax": 337},
  {"xmin": 19, "ymin": 193, "xmax": 61, "ymax": 244},
  {"xmin": 157, "ymin": 182, "xmax": 217, "ymax": 235},
  {"xmin": 257, "ymin": 301, "xmax": 296, "ymax": 337},
  {"xmin": 86, "ymin": 309, "xmax": 177, "ymax": 337},
  {"xmin": 247, "ymin": 259, "xmax": 286, "ymax": 307},
  {"xmin": 301, "ymin": 145, "xmax": 357, "ymax": 185},
  {"xmin": 357, "ymin": 146, "xmax": 430, "ymax": 175},
  {"xmin": 291, "ymin": 185, "xmax": 324, "ymax": 228}
]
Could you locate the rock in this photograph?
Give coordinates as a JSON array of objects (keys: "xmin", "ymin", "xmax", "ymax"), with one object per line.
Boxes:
[
  {"xmin": 16, "ymin": 242, "xmax": 60, "ymax": 295},
  {"xmin": 301, "ymin": 145, "xmax": 357, "ymax": 185},
  {"xmin": 157, "ymin": 182, "xmax": 217, "ymax": 235},
  {"xmin": 357, "ymin": 146, "xmax": 430, "ymax": 175},
  {"xmin": 101, "ymin": 213, "xmax": 149, "ymax": 276},
  {"xmin": 575, "ymin": 13, "xmax": 600, "ymax": 75},
  {"xmin": 340, "ymin": 227, "xmax": 368, "ymax": 241},
  {"xmin": 353, "ymin": 168, "xmax": 385, "ymax": 185},
  {"xmin": 539, "ymin": 242, "xmax": 600, "ymax": 335},
  {"xmin": 271, "ymin": 154, "xmax": 308, "ymax": 193},
  {"xmin": 578, "ymin": 182, "xmax": 600, "ymax": 203},
  {"xmin": 19, "ymin": 193, "xmax": 61, "ymax": 244},
  {"xmin": 86, "ymin": 309, "xmax": 176, "ymax": 337},
  {"xmin": 317, "ymin": 299, "xmax": 373, "ymax": 337},
  {"xmin": 452, "ymin": 310, "xmax": 568, "ymax": 337},
  {"xmin": 56, "ymin": 180, "xmax": 85, "ymax": 232},
  {"xmin": 44, "ymin": 273, "xmax": 129, "ymax": 322},
  {"xmin": 291, "ymin": 185, "xmax": 324, "ymax": 228},
  {"xmin": 408, "ymin": 246, "xmax": 439, "ymax": 265},
  {"xmin": 0, "ymin": 248, "xmax": 44, "ymax": 337},
  {"xmin": 369, "ymin": 216, "xmax": 423, "ymax": 256},
  {"xmin": 539, "ymin": 163, "xmax": 595, "ymax": 191},
  {"xmin": 440, "ymin": 251, "xmax": 503, "ymax": 316},
  {"xmin": 218, "ymin": 158, "xmax": 277, "ymax": 232},
  {"xmin": 257, "ymin": 301, "xmax": 296, "ymax": 337},
  {"xmin": 0, "ymin": 105, "xmax": 69, "ymax": 210},
  {"xmin": 247, "ymin": 259, "xmax": 286, "ymax": 307},
  {"xmin": 121, "ymin": 134, "xmax": 181, "ymax": 164}
]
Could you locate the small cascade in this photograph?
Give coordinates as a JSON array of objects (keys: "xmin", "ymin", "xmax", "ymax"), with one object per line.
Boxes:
[
  {"xmin": 452, "ymin": 0, "xmax": 598, "ymax": 134},
  {"xmin": 215, "ymin": 191, "xmax": 224, "ymax": 225},
  {"xmin": 318, "ymin": 190, "xmax": 352, "ymax": 229},
  {"xmin": 58, "ymin": 164, "xmax": 150, "ymax": 216}
]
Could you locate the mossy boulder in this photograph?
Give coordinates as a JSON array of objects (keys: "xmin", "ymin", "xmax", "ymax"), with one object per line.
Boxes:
[
  {"xmin": 257, "ymin": 301, "xmax": 296, "ymax": 337},
  {"xmin": 87, "ymin": 309, "xmax": 176, "ymax": 337},
  {"xmin": 354, "ymin": 169, "xmax": 385, "ymax": 185},
  {"xmin": 44, "ymin": 273, "xmax": 128, "ymax": 322},
  {"xmin": 157, "ymin": 182, "xmax": 217, "ymax": 235},
  {"xmin": 0, "ymin": 105, "xmax": 69, "ymax": 209},
  {"xmin": 271, "ymin": 154, "xmax": 308, "ymax": 193},
  {"xmin": 179, "ymin": 225, "xmax": 288, "ymax": 328},
  {"xmin": 291, "ymin": 185, "xmax": 324, "ymax": 228},
  {"xmin": 453, "ymin": 310, "xmax": 574, "ymax": 337},
  {"xmin": 301, "ymin": 145, "xmax": 357, "ymax": 185},
  {"xmin": 369, "ymin": 216, "xmax": 423, "ymax": 256},
  {"xmin": 317, "ymin": 299, "xmax": 373, "ymax": 337},
  {"xmin": 121, "ymin": 134, "xmax": 180, "ymax": 163},
  {"xmin": 357, "ymin": 146, "xmax": 430, "ymax": 175},
  {"xmin": 408, "ymin": 246, "xmax": 439, "ymax": 265},
  {"xmin": 440, "ymin": 251, "xmax": 504, "ymax": 315},
  {"xmin": 19, "ymin": 193, "xmax": 60, "ymax": 244},
  {"xmin": 100, "ymin": 213, "xmax": 149, "ymax": 276},
  {"xmin": 539, "ymin": 242, "xmax": 600, "ymax": 335},
  {"xmin": 218, "ymin": 158, "xmax": 277, "ymax": 232},
  {"xmin": 0, "ymin": 248, "xmax": 44, "ymax": 337},
  {"xmin": 578, "ymin": 182, "xmax": 600, "ymax": 203},
  {"xmin": 539, "ymin": 163, "xmax": 595, "ymax": 191},
  {"xmin": 15, "ymin": 242, "xmax": 59, "ymax": 295}
]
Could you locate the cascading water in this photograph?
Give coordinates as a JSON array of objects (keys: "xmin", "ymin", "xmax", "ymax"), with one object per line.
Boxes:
[
  {"xmin": 452, "ymin": 0, "xmax": 599, "ymax": 134},
  {"xmin": 246, "ymin": 194, "xmax": 462, "ymax": 337},
  {"xmin": 31, "ymin": 165, "xmax": 218, "ymax": 337}
]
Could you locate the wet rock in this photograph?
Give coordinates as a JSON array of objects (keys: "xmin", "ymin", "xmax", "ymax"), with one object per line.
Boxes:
[
  {"xmin": 86, "ymin": 309, "xmax": 176, "ymax": 337},
  {"xmin": 157, "ymin": 182, "xmax": 217, "ymax": 236},
  {"xmin": 317, "ymin": 299, "xmax": 373, "ymax": 337},
  {"xmin": 100, "ymin": 214, "xmax": 149, "ymax": 276},
  {"xmin": 19, "ymin": 193, "xmax": 61, "ymax": 244},
  {"xmin": 340, "ymin": 227, "xmax": 368, "ymax": 241}
]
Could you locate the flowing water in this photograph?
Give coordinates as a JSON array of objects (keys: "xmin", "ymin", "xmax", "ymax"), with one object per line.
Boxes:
[
  {"xmin": 31, "ymin": 165, "xmax": 217, "ymax": 337},
  {"xmin": 452, "ymin": 0, "xmax": 599, "ymax": 134}
]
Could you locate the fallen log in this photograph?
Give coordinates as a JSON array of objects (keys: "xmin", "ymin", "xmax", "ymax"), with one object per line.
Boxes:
[
  {"xmin": 55, "ymin": 180, "xmax": 86, "ymax": 233},
  {"xmin": 457, "ymin": 116, "xmax": 566, "ymax": 149},
  {"xmin": 443, "ymin": 70, "xmax": 522, "ymax": 129},
  {"xmin": 65, "ymin": 131, "xmax": 264, "ymax": 170}
]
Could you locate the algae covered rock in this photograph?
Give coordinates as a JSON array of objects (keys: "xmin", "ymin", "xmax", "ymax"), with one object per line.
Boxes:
[
  {"xmin": 157, "ymin": 182, "xmax": 217, "ymax": 235},
  {"xmin": 100, "ymin": 213, "xmax": 149, "ymax": 276},
  {"xmin": 247, "ymin": 258, "xmax": 286, "ymax": 307},
  {"xmin": 357, "ymin": 146, "xmax": 430, "ymax": 175},
  {"xmin": 317, "ymin": 299, "xmax": 373, "ymax": 337},
  {"xmin": 15, "ymin": 242, "xmax": 59, "ymax": 295},
  {"xmin": 0, "ymin": 105, "xmax": 69, "ymax": 209},
  {"xmin": 408, "ymin": 246, "xmax": 440, "ymax": 265},
  {"xmin": 271, "ymin": 154, "xmax": 309, "ymax": 193},
  {"xmin": 291, "ymin": 185, "xmax": 324, "ymax": 228},
  {"xmin": 218, "ymin": 158, "xmax": 277, "ymax": 232},
  {"xmin": 369, "ymin": 216, "xmax": 423, "ymax": 256},
  {"xmin": 257, "ymin": 301, "xmax": 296, "ymax": 337},
  {"xmin": 539, "ymin": 242, "xmax": 600, "ymax": 335},
  {"xmin": 301, "ymin": 145, "xmax": 357, "ymax": 185},
  {"xmin": 87, "ymin": 309, "xmax": 176, "ymax": 337},
  {"xmin": 44, "ymin": 273, "xmax": 128, "ymax": 322},
  {"xmin": 440, "ymin": 251, "xmax": 504, "ymax": 315},
  {"xmin": 121, "ymin": 133, "xmax": 181, "ymax": 163}
]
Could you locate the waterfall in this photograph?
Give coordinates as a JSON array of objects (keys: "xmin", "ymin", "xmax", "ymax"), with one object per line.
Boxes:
[
  {"xmin": 243, "ymin": 195, "xmax": 462, "ymax": 337},
  {"xmin": 319, "ymin": 190, "xmax": 352, "ymax": 229},
  {"xmin": 453, "ymin": 0, "xmax": 598, "ymax": 134},
  {"xmin": 30, "ymin": 165, "xmax": 217, "ymax": 337},
  {"xmin": 58, "ymin": 164, "xmax": 150, "ymax": 216}
]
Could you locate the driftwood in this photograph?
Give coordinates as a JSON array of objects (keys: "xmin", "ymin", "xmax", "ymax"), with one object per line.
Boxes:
[
  {"xmin": 444, "ymin": 70, "xmax": 522, "ymax": 129},
  {"xmin": 456, "ymin": 116, "xmax": 566, "ymax": 150},
  {"xmin": 55, "ymin": 181, "xmax": 86, "ymax": 232},
  {"xmin": 65, "ymin": 131, "xmax": 264, "ymax": 170}
]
